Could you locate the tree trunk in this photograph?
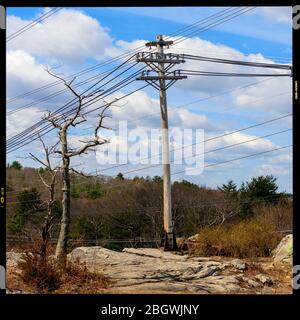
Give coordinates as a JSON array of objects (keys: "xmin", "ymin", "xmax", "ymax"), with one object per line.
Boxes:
[
  {"xmin": 55, "ymin": 130, "xmax": 70, "ymax": 264},
  {"xmin": 40, "ymin": 182, "xmax": 55, "ymax": 260}
]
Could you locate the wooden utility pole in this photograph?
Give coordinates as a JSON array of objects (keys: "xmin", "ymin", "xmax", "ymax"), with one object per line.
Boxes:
[{"xmin": 136, "ymin": 35, "xmax": 187, "ymax": 250}]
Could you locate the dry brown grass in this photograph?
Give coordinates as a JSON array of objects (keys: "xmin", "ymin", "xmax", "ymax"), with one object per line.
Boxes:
[
  {"xmin": 14, "ymin": 240, "xmax": 111, "ymax": 293},
  {"xmin": 191, "ymin": 214, "xmax": 282, "ymax": 258}
]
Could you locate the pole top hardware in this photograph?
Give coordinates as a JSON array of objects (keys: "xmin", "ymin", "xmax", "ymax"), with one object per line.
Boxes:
[
  {"xmin": 136, "ymin": 52, "xmax": 185, "ymax": 64},
  {"xmin": 145, "ymin": 35, "xmax": 174, "ymax": 49}
]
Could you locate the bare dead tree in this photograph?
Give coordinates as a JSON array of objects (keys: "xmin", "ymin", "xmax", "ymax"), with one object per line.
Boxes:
[
  {"xmin": 210, "ymin": 193, "xmax": 239, "ymax": 226},
  {"xmin": 29, "ymin": 135, "xmax": 60, "ymax": 259},
  {"xmin": 43, "ymin": 68, "xmax": 111, "ymax": 264}
]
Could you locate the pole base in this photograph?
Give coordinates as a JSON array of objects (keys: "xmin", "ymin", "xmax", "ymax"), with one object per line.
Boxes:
[{"xmin": 160, "ymin": 231, "xmax": 178, "ymax": 251}]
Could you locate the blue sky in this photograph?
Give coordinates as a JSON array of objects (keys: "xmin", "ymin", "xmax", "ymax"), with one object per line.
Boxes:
[{"xmin": 6, "ymin": 7, "xmax": 293, "ymax": 192}]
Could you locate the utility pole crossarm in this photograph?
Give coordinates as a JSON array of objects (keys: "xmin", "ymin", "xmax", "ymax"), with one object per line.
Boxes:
[
  {"xmin": 145, "ymin": 39, "xmax": 174, "ymax": 48},
  {"xmin": 137, "ymin": 75, "xmax": 187, "ymax": 81}
]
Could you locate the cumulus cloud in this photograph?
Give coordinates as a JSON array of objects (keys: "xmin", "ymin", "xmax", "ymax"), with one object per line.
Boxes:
[
  {"xmin": 206, "ymin": 131, "xmax": 276, "ymax": 151},
  {"xmin": 201, "ymin": 131, "xmax": 278, "ymax": 167},
  {"xmin": 7, "ymin": 10, "xmax": 292, "ymax": 118},
  {"xmin": 232, "ymin": 77, "xmax": 292, "ymax": 114},
  {"xmin": 252, "ymin": 146, "xmax": 292, "ymax": 178},
  {"xmin": 114, "ymin": 36, "xmax": 292, "ymax": 117},
  {"xmin": 7, "ymin": 8, "xmax": 112, "ymax": 64},
  {"xmin": 6, "ymin": 8, "xmax": 292, "ymax": 187},
  {"xmin": 6, "ymin": 50, "xmax": 58, "ymax": 98},
  {"xmin": 6, "ymin": 106, "xmax": 43, "ymax": 137},
  {"xmin": 95, "ymin": 90, "xmax": 215, "ymax": 131},
  {"xmin": 6, "ymin": 8, "xmax": 115, "ymax": 108},
  {"xmin": 105, "ymin": 39, "xmax": 147, "ymax": 58}
]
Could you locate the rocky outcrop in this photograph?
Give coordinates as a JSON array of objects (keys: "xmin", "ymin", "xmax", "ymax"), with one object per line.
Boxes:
[
  {"xmin": 6, "ymin": 246, "xmax": 291, "ymax": 294},
  {"xmin": 67, "ymin": 247, "xmax": 281, "ymax": 294},
  {"xmin": 273, "ymin": 234, "xmax": 293, "ymax": 264}
]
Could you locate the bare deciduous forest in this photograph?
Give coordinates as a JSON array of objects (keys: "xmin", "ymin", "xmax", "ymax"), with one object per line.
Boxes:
[{"xmin": 6, "ymin": 164, "xmax": 292, "ymax": 254}]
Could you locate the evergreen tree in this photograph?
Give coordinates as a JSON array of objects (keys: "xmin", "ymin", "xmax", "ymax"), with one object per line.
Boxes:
[
  {"xmin": 7, "ymin": 188, "xmax": 42, "ymax": 234},
  {"xmin": 152, "ymin": 176, "xmax": 163, "ymax": 183},
  {"xmin": 218, "ymin": 180, "xmax": 238, "ymax": 194},
  {"xmin": 239, "ymin": 175, "xmax": 279, "ymax": 217},
  {"xmin": 9, "ymin": 161, "xmax": 23, "ymax": 170},
  {"xmin": 116, "ymin": 172, "xmax": 124, "ymax": 180}
]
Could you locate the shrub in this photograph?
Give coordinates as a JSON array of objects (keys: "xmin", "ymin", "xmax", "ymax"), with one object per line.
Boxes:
[
  {"xmin": 191, "ymin": 214, "xmax": 282, "ymax": 258},
  {"xmin": 17, "ymin": 240, "xmax": 111, "ymax": 293},
  {"xmin": 63, "ymin": 259, "xmax": 111, "ymax": 289},
  {"xmin": 252, "ymin": 200, "xmax": 292, "ymax": 232},
  {"xmin": 17, "ymin": 241, "xmax": 61, "ymax": 292}
]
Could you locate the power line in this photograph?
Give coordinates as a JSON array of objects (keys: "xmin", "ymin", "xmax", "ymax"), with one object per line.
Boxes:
[
  {"xmin": 172, "ymin": 7, "xmax": 256, "ymax": 46},
  {"xmin": 6, "ymin": 61, "xmax": 139, "ymax": 116},
  {"xmin": 6, "ymin": 7, "xmax": 235, "ymax": 103},
  {"xmin": 170, "ymin": 48, "xmax": 292, "ymax": 64},
  {"xmin": 8, "ymin": 102, "xmax": 292, "ymax": 183},
  {"xmin": 116, "ymin": 130, "xmax": 292, "ymax": 177},
  {"xmin": 6, "ymin": 7, "xmax": 62, "ymax": 42},
  {"xmin": 6, "ymin": 87, "xmax": 292, "ymax": 195},
  {"xmin": 6, "ymin": 7, "xmax": 251, "ymax": 105},
  {"xmin": 86, "ymin": 113, "xmax": 292, "ymax": 175},
  {"xmin": 6, "ymin": 81, "xmax": 150, "ymax": 153},
  {"xmin": 7, "ymin": 54, "xmax": 137, "ymax": 140},
  {"xmin": 6, "ymin": 7, "xmax": 252, "ymax": 119},
  {"xmin": 8, "ymin": 73, "xmax": 274, "ymax": 144},
  {"xmin": 172, "ymin": 145, "xmax": 292, "ymax": 176},
  {"xmin": 180, "ymin": 70, "xmax": 291, "ymax": 77},
  {"xmin": 6, "ymin": 126, "xmax": 292, "ymax": 199},
  {"xmin": 6, "ymin": 7, "xmax": 258, "ymax": 153},
  {"xmin": 6, "ymin": 58, "xmax": 144, "ymax": 149},
  {"xmin": 8, "ymin": 72, "xmax": 276, "ymax": 152},
  {"xmin": 79, "ymin": 78, "xmax": 282, "ymax": 133},
  {"xmin": 183, "ymin": 53, "xmax": 292, "ymax": 70}
]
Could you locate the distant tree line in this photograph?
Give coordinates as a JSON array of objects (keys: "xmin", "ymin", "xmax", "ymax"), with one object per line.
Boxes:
[{"xmin": 7, "ymin": 164, "xmax": 292, "ymax": 251}]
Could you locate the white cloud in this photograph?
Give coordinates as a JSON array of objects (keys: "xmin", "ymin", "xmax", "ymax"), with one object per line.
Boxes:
[
  {"xmin": 6, "ymin": 106, "xmax": 43, "ymax": 137},
  {"xmin": 6, "ymin": 8, "xmax": 292, "ymax": 191},
  {"xmin": 105, "ymin": 39, "xmax": 147, "ymax": 58},
  {"xmin": 254, "ymin": 163, "xmax": 290, "ymax": 177},
  {"xmin": 207, "ymin": 131, "xmax": 275, "ymax": 150},
  {"xmin": 6, "ymin": 50, "xmax": 59, "ymax": 98},
  {"xmin": 256, "ymin": 7, "xmax": 291, "ymax": 24},
  {"xmin": 232, "ymin": 77, "xmax": 292, "ymax": 114},
  {"xmin": 7, "ymin": 11, "xmax": 292, "ymax": 118},
  {"xmin": 267, "ymin": 152, "xmax": 292, "ymax": 164},
  {"xmin": 202, "ymin": 131, "xmax": 277, "ymax": 166},
  {"xmin": 7, "ymin": 8, "xmax": 112, "ymax": 64},
  {"xmin": 114, "ymin": 35, "xmax": 292, "ymax": 113},
  {"xmin": 252, "ymin": 146, "xmax": 292, "ymax": 178},
  {"xmin": 97, "ymin": 90, "xmax": 214, "ymax": 131}
]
